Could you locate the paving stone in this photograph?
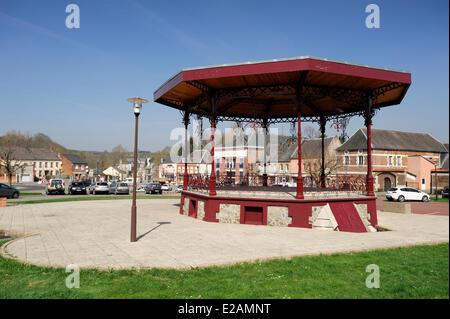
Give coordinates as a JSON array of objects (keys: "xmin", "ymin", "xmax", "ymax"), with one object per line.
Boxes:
[{"xmin": 0, "ymin": 199, "xmax": 448, "ymax": 269}]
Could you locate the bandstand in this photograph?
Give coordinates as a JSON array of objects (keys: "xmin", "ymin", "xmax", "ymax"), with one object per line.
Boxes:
[{"xmin": 154, "ymin": 56, "xmax": 411, "ymax": 232}]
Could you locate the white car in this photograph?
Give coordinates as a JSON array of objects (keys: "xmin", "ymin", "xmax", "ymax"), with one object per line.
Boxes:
[
  {"xmin": 274, "ymin": 181, "xmax": 297, "ymax": 187},
  {"xmin": 161, "ymin": 184, "xmax": 171, "ymax": 191},
  {"xmin": 386, "ymin": 187, "xmax": 430, "ymax": 202},
  {"xmin": 93, "ymin": 182, "xmax": 109, "ymax": 195}
]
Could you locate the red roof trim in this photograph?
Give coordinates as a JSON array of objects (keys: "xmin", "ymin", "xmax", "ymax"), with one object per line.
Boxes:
[
  {"xmin": 182, "ymin": 58, "xmax": 411, "ymax": 83},
  {"xmin": 153, "ymin": 57, "xmax": 412, "ymax": 102}
]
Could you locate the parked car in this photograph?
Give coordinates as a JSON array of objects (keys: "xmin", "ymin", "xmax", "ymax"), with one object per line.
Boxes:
[
  {"xmin": 442, "ymin": 186, "xmax": 449, "ymax": 199},
  {"xmin": 0, "ymin": 183, "xmax": 20, "ymax": 198},
  {"xmin": 273, "ymin": 181, "xmax": 297, "ymax": 187},
  {"xmin": 81, "ymin": 180, "xmax": 94, "ymax": 193},
  {"xmin": 109, "ymin": 182, "xmax": 117, "ymax": 194},
  {"xmin": 386, "ymin": 187, "xmax": 430, "ymax": 202},
  {"xmin": 93, "ymin": 182, "xmax": 109, "ymax": 195},
  {"xmin": 69, "ymin": 182, "xmax": 87, "ymax": 195},
  {"xmin": 175, "ymin": 185, "xmax": 183, "ymax": 192},
  {"xmin": 47, "ymin": 179, "xmax": 65, "ymax": 195},
  {"xmin": 161, "ymin": 184, "xmax": 170, "ymax": 191},
  {"xmin": 111, "ymin": 182, "xmax": 130, "ymax": 195},
  {"xmin": 145, "ymin": 183, "xmax": 162, "ymax": 194}
]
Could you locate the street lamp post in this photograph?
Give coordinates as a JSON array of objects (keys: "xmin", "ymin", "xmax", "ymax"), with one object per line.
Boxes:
[
  {"xmin": 127, "ymin": 97, "xmax": 148, "ymax": 242},
  {"xmin": 433, "ymin": 161, "xmax": 438, "ymax": 201}
]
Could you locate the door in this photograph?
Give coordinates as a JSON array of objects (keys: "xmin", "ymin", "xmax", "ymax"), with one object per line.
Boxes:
[
  {"xmin": 384, "ymin": 178, "xmax": 391, "ymax": 191},
  {"xmin": 0, "ymin": 184, "xmax": 11, "ymax": 197},
  {"xmin": 411, "ymin": 188, "xmax": 423, "ymax": 200},
  {"xmin": 244, "ymin": 206, "xmax": 263, "ymax": 225}
]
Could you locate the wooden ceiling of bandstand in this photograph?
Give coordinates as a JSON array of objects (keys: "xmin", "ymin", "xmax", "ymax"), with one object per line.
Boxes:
[{"xmin": 153, "ymin": 56, "xmax": 411, "ymax": 121}]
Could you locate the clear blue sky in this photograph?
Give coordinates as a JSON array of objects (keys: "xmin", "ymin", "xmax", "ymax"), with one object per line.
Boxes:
[{"xmin": 0, "ymin": 0, "xmax": 448, "ymax": 152}]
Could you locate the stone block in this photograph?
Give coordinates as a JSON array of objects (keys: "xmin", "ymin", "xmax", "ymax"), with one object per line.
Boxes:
[
  {"xmin": 383, "ymin": 202, "xmax": 411, "ymax": 214},
  {"xmin": 197, "ymin": 200, "xmax": 205, "ymax": 220},
  {"xmin": 267, "ymin": 206, "xmax": 291, "ymax": 226},
  {"xmin": 309, "ymin": 204, "xmax": 338, "ymax": 230},
  {"xmin": 183, "ymin": 197, "xmax": 189, "ymax": 215},
  {"xmin": 216, "ymin": 203, "xmax": 240, "ymax": 224}
]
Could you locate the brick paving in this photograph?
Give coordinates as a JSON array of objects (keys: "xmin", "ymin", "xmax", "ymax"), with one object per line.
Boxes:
[{"xmin": 0, "ymin": 199, "xmax": 448, "ymax": 270}]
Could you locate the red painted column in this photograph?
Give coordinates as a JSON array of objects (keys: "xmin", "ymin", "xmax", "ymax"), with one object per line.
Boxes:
[
  {"xmin": 296, "ymin": 116, "xmax": 304, "ymax": 199},
  {"xmin": 183, "ymin": 116, "xmax": 189, "ymax": 190},
  {"xmin": 366, "ymin": 98, "xmax": 375, "ymax": 197},
  {"xmin": 209, "ymin": 119, "xmax": 217, "ymax": 196},
  {"xmin": 320, "ymin": 116, "xmax": 326, "ymax": 188}
]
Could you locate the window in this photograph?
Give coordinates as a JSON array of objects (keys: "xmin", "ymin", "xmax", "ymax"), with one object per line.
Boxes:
[
  {"xmin": 39, "ymin": 162, "xmax": 42, "ymax": 168},
  {"xmin": 358, "ymin": 155, "xmax": 364, "ymax": 166},
  {"xmin": 286, "ymin": 164, "xmax": 289, "ymax": 171},
  {"xmin": 388, "ymin": 156, "xmax": 393, "ymax": 166},
  {"xmin": 344, "ymin": 156, "xmax": 350, "ymax": 165},
  {"xmin": 397, "ymin": 156, "xmax": 402, "ymax": 167},
  {"xmin": 216, "ymin": 163, "xmax": 220, "ymax": 168},
  {"xmin": 81, "ymin": 165, "xmax": 85, "ymax": 170},
  {"xmin": 50, "ymin": 162, "xmax": 53, "ymax": 168},
  {"xmin": 75, "ymin": 165, "xmax": 79, "ymax": 170},
  {"xmin": 240, "ymin": 158, "xmax": 243, "ymax": 168},
  {"xmin": 45, "ymin": 162, "xmax": 48, "ymax": 168}
]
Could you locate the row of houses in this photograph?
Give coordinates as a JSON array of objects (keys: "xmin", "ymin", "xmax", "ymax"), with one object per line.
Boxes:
[
  {"xmin": 0, "ymin": 147, "xmax": 89, "ymax": 183},
  {"xmin": 158, "ymin": 129, "xmax": 449, "ymax": 192},
  {"xmin": 0, "ymin": 146, "xmax": 156, "ymax": 184}
]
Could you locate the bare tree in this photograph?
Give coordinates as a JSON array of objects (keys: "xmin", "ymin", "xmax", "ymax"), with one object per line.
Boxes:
[
  {"xmin": 302, "ymin": 126, "xmax": 321, "ymax": 139},
  {"xmin": 304, "ymin": 158, "xmax": 340, "ymax": 181},
  {"xmin": 0, "ymin": 148, "xmax": 25, "ymax": 187}
]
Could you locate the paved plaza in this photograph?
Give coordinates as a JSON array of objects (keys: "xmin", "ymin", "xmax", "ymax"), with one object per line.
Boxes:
[{"xmin": 0, "ymin": 199, "xmax": 448, "ymax": 269}]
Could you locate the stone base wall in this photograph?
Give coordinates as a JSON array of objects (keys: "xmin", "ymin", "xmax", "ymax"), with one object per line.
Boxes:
[
  {"xmin": 267, "ymin": 206, "xmax": 291, "ymax": 226},
  {"xmin": 216, "ymin": 203, "xmax": 240, "ymax": 224},
  {"xmin": 197, "ymin": 200, "xmax": 205, "ymax": 220},
  {"xmin": 183, "ymin": 197, "xmax": 189, "ymax": 215}
]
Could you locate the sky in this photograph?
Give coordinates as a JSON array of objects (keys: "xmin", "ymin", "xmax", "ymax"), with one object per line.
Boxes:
[{"xmin": 0, "ymin": 0, "xmax": 448, "ymax": 152}]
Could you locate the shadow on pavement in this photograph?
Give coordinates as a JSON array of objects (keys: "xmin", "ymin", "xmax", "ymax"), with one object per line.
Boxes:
[{"xmin": 137, "ymin": 222, "xmax": 171, "ymax": 241}]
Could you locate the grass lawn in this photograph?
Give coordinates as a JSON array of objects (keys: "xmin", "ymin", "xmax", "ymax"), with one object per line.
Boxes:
[
  {"xmin": 0, "ymin": 243, "xmax": 448, "ymax": 299},
  {"xmin": 20, "ymin": 192, "xmax": 44, "ymax": 196},
  {"xmin": 8, "ymin": 195, "xmax": 180, "ymax": 205},
  {"xmin": 429, "ymin": 197, "xmax": 449, "ymax": 203}
]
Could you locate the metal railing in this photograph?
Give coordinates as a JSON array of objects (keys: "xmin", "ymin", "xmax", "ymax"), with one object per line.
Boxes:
[{"xmin": 183, "ymin": 173, "xmax": 367, "ymax": 193}]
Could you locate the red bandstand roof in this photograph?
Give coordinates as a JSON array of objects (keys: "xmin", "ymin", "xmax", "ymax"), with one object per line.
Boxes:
[{"xmin": 153, "ymin": 56, "xmax": 411, "ymax": 122}]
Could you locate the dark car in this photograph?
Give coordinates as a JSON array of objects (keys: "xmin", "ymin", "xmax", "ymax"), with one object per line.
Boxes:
[
  {"xmin": 0, "ymin": 183, "xmax": 20, "ymax": 198},
  {"xmin": 443, "ymin": 186, "xmax": 449, "ymax": 199},
  {"xmin": 145, "ymin": 183, "xmax": 162, "ymax": 194},
  {"xmin": 69, "ymin": 182, "xmax": 87, "ymax": 195}
]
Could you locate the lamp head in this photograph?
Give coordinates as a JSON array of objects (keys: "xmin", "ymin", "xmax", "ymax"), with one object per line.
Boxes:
[{"xmin": 127, "ymin": 97, "xmax": 148, "ymax": 115}]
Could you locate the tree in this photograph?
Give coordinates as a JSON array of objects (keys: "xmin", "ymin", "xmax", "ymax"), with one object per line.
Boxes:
[
  {"xmin": 110, "ymin": 144, "xmax": 129, "ymax": 166},
  {"xmin": 302, "ymin": 126, "xmax": 321, "ymax": 139},
  {"xmin": 0, "ymin": 148, "xmax": 25, "ymax": 187},
  {"xmin": 304, "ymin": 158, "xmax": 340, "ymax": 182}
]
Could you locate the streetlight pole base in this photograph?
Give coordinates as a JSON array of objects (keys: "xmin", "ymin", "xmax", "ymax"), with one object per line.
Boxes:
[{"xmin": 131, "ymin": 205, "xmax": 137, "ymax": 242}]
